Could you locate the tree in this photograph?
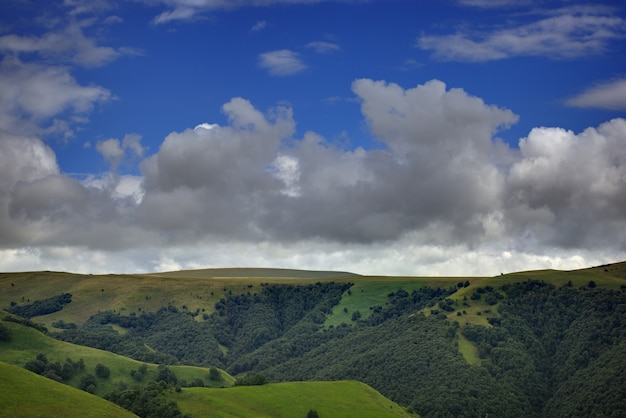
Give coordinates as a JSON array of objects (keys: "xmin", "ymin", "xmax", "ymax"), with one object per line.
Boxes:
[
  {"xmin": 157, "ymin": 364, "xmax": 178, "ymax": 386},
  {"xmin": 95, "ymin": 363, "xmax": 110, "ymax": 378},
  {"xmin": 307, "ymin": 409, "xmax": 319, "ymax": 418},
  {"xmin": 0, "ymin": 324, "xmax": 12, "ymax": 342},
  {"xmin": 234, "ymin": 373, "xmax": 267, "ymax": 386},
  {"xmin": 208, "ymin": 367, "xmax": 222, "ymax": 381},
  {"xmin": 80, "ymin": 374, "xmax": 97, "ymax": 393}
]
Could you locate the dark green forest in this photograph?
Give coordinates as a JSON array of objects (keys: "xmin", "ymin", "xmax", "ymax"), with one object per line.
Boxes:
[{"xmin": 19, "ymin": 279, "xmax": 626, "ymax": 417}]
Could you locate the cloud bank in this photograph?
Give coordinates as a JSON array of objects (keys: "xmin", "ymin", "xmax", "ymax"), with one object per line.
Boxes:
[{"xmin": 1, "ymin": 71, "xmax": 624, "ymax": 274}]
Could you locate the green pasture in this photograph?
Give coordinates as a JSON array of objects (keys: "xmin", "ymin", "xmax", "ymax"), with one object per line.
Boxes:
[
  {"xmin": 169, "ymin": 380, "xmax": 418, "ymax": 418},
  {"xmin": 0, "ymin": 361, "xmax": 137, "ymax": 418},
  {"xmin": 0, "ymin": 270, "xmax": 355, "ymax": 329},
  {"xmin": 0, "ymin": 320, "xmax": 233, "ymax": 396},
  {"xmin": 1, "ymin": 263, "xmax": 622, "ymax": 332},
  {"xmin": 324, "ymin": 278, "xmax": 429, "ymax": 326}
]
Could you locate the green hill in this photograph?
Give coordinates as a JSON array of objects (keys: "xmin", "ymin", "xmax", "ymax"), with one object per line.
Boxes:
[
  {"xmin": 168, "ymin": 380, "xmax": 417, "ymax": 418},
  {"xmin": 0, "ymin": 361, "xmax": 137, "ymax": 418},
  {"xmin": 1, "ymin": 262, "xmax": 626, "ymax": 418},
  {"xmin": 148, "ymin": 267, "xmax": 359, "ymax": 279},
  {"xmin": 1, "ymin": 264, "xmax": 623, "ymax": 331},
  {"xmin": 0, "ymin": 318, "xmax": 234, "ymax": 396}
]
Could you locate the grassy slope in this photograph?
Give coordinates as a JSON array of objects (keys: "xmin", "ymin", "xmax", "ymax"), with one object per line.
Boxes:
[
  {"xmin": 0, "ymin": 320, "xmax": 234, "ymax": 396},
  {"xmin": 0, "ymin": 361, "xmax": 138, "ymax": 418},
  {"xmin": 148, "ymin": 267, "xmax": 359, "ymax": 279},
  {"xmin": 169, "ymin": 380, "xmax": 417, "ymax": 418},
  {"xmin": 0, "ymin": 270, "xmax": 356, "ymax": 329},
  {"xmin": 1, "ymin": 262, "xmax": 624, "ymax": 371},
  {"xmin": 1, "ymin": 263, "xmax": 623, "ymax": 330}
]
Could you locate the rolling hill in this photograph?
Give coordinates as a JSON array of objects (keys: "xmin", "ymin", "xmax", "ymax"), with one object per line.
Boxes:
[
  {"xmin": 0, "ymin": 361, "xmax": 137, "ymax": 418},
  {"xmin": 168, "ymin": 380, "xmax": 416, "ymax": 418},
  {"xmin": 1, "ymin": 261, "xmax": 625, "ymax": 418},
  {"xmin": 0, "ymin": 317, "xmax": 234, "ymax": 397}
]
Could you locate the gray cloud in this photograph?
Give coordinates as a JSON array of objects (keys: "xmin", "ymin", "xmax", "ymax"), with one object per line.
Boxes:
[
  {"xmin": 256, "ymin": 79, "xmax": 518, "ymax": 243},
  {"xmin": 137, "ymin": 98, "xmax": 295, "ymax": 241},
  {"xmin": 96, "ymin": 134, "xmax": 144, "ymax": 171},
  {"xmin": 506, "ymin": 119, "xmax": 626, "ymax": 249},
  {"xmin": 130, "ymin": 79, "xmax": 626, "ymax": 257},
  {"xmin": 1, "ymin": 68, "xmax": 624, "ymax": 272}
]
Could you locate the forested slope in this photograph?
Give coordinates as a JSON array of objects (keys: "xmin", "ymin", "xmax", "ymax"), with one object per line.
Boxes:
[{"xmin": 2, "ymin": 264, "xmax": 626, "ymax": 417}]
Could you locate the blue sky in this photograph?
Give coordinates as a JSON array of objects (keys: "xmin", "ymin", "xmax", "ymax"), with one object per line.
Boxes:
[{"xmin": 0, "ymin": 0, "xmax": 625, "ymax": 275}]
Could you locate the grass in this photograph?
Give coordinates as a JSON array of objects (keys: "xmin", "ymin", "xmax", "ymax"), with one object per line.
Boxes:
[
  {"xmin": 0, "ymin": 361, "xmax": 137, "ymax": 418},
  {"xmin": 457, "ymin": 333, "xmax": 481, "ymax": 365},
  {"xmin": 168, "ymin": 380, "xmax": 418, "ymax": 418},
  {"xmin": 148, "ymin": 267, "xmax": 359, "ymax": 279},
  {"xmin": 0, "ymin": 320, "xmax": 234, "ymax": 397},
  {"xmin": 324, "ymin": 278, "xmax": 428, "ymax": 326}
]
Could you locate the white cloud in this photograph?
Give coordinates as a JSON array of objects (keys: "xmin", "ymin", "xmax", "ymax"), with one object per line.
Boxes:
[
  {"xmin": 63, "ymin": 0, "xmax": 114, "ymax": 16},
  {"xmin": 566, "ymin": 78, "xmax": 626, "ymax": 110},
  {"xmin": 1, "ymin": 71, "xmax": 624, "ymax": 275},
  {"xmin": 96, "ymin": 139, "xmax": 125, "ymax": 170},
  {"xmin": 417, "ymin": 9, "xmax": 626, "ymax": 61},
  {"xmin": 0, "ymin": 57, "xmax": 111, "ymax": 134},
  {"xmin": 507, "ymin": 118, "xmax": 626, "ymax": 248},
  {"xmin": 148, "ymin": 0, "xmax": 363, "ymax": 24},
  {"xmin": 0, "ymin": 20, "xmax": 131, "ymax": 68},
  {"xmin": 258, "ymin": 49, "xmax": 307, "ymax": 76},
  {"xmin": 458, "ymin": 0, "xmax": 532, "ymax": 8},
  {"xmin": 269, "ymin": 154, "xmax": 301, "ymax": 197},
  {"xmin": 306, "ymin": 41, "xmax": 340, "ymax": 54},
  {"xmin": 96, "ymin": 134, "xmax": 145, "ymax": 171}
]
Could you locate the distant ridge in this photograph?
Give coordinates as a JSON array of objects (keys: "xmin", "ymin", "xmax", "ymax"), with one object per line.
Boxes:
[{"xmin": 145, "ymin": 267, "xmax": 360, "ymax": 279}]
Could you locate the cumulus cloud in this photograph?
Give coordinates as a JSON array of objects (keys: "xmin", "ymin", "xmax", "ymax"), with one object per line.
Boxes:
[
  {"xmin": 1, "ymin": 65, "xmax": 625, "ymax": 273},
  {"xmin": 507, "ymin": 119, "xmax": 626, "ymax": 249},
  {"xmin": 0, "ymin": 57, "xmax": 111, "ymax": 135},
  {"xmin": 131, "ymin": 79, "xmax": 625, "ymax": 269},
  {"xmin": 96, "ymin": 133, "xmax": 144, "ymax": 171},
  {"xmin": 133, "ymin": 79, "xmax": 519, "ymax": 246},
  {"xmin": 566, "ymin": 78, "xmax": 626, "ymax": 110},
  {"xmin": 417, "ymin": 8, "xmax": 626, "ymax": 61},
  {"xmin": 258, "ymin": 49, "xmax": 307, "ymax": 76}
]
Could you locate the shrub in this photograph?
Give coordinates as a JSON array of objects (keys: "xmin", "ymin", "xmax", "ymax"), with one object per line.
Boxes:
[
  {"xmin": 208, "ymin": 367, "xmax": 222, "ymax": 381},
  {"xmin": 0, "ymin": 323, "xmax": 12, "ymax": 341},
  {"xmin": 234, "ymin": 373, "xmax": 267, "ymax": 386},
  {"xmin": 95, "ymin": 363, "xmax": 110, "ymax": 378},
  {"xmin": 80, "ymin": 374, "xmax": 97, "ymax": 392}
]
